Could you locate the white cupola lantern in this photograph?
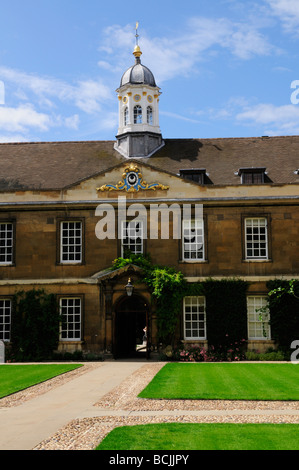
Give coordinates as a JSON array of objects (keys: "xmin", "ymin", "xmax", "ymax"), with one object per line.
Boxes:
[{"xmin": 114, "ymin": 26, "xmax": 164, "ymax": 158}]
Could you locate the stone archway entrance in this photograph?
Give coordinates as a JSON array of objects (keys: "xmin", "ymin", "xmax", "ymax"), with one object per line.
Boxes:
[{"xmin": 114, "ymin": 294, "xmax": 149, "ymax": 359}]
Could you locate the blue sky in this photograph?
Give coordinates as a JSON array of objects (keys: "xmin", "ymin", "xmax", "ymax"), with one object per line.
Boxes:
[{"xmin": 1, "ymin": 0, "xmax": 299, "ymax": 142}]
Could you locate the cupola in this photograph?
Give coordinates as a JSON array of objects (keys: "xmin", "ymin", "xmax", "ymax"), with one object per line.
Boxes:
[{"xmin": 114, "ymin": 25, "xmax": 164, "ymax": 158}]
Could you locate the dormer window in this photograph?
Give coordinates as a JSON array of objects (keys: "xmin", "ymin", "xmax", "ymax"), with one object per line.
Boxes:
[
  {"xmin": 180, "ymin": 169, "xmax": 206, "ymax": 184},
  {"xmin": 238, "ymin": 168, "xmax": 266, "ymax": 184}
]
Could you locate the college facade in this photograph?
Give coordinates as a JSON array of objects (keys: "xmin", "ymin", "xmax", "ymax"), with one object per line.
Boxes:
[{"xmin": 0, "ymin": 43, "xmax": 298, "ymax": 358}]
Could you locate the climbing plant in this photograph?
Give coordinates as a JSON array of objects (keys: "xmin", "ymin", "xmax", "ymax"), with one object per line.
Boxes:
[
  {"xmin": 112, "ymin": 254, "xmax": 186, "ymax": 344},
  {"xmin": 10, "ymin": 289, "xmax": 61, "ymax": 361},
  {"xmin": 202, "ymin": 278, "xmax": 248, "ymax": 354},
  {"xmin": 111, "ymin": 255, "xmax": 249, "ymax": 348},
  {"xmin": 112, "ymin": 254, "xmax": 299, "ymax": 355},
  {"xmin": 145, "ymin": 265, "xmax": 186, "ymax": 345},
  {"xmin": 266, "ymin": 279, "xmax": 299, "ymax": 352}
]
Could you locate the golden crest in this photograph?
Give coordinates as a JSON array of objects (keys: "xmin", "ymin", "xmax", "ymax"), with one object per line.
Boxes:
[{"xmin": 97, "ymin": 164, "xmax": 169, "ymax": 192}]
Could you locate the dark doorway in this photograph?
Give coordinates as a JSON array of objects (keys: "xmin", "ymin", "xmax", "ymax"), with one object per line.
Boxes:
[{"xmin": 114, "ymin": 295, "xmax": 148, "ymax": 359}]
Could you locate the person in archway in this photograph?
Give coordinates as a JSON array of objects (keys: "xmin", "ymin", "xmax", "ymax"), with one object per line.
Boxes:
[{"xmin": 143, "ymin": 326, "xmax": 147, "ymax": 343}]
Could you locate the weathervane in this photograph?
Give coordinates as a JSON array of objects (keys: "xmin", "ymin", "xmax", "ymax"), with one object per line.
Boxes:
[{"xmin": 135, "ymin": 21, "xmax": 139, "ymax": 45}]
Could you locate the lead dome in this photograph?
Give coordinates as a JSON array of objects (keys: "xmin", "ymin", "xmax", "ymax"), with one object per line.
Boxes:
[{"xmin": 119, "ymin": 45, "xmax": 157, "ymax": 88}]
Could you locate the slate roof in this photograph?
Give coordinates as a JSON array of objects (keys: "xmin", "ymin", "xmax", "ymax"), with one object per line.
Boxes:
[{"xmin": 0, "ymin": 136, "xmax": 298, "ymax": 190}]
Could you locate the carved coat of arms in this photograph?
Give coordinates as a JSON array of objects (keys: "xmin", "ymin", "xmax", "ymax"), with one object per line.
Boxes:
[{"xmin": 97, "ymin": 164, "xmax": 169, "ymax": 192}]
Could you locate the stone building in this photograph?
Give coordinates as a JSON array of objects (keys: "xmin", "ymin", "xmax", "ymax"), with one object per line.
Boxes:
[{"xmin": 0, "ymin": 42, "xmax": 298, "ymax": 358}]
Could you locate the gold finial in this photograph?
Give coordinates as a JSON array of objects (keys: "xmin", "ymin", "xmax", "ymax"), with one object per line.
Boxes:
[
  {"xmin": 133, "ymin": 44, "xmax": 142, "ymax": 58},
  {"xmin": 133, "ymin": 22, "xmax": 142, "ymax": 59}
]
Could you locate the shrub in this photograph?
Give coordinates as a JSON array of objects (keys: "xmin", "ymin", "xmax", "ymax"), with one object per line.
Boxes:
[
  {"xmin": 11, "ymin": 289, "xmax": 61, "ymax": 361},
  {"xmin": 203, "ymin": 279, "xmax": 248, "ymax": 350},
  {"xmin": 266, "ymin": 280, "xmax": 299, "ymax": 353},
  {"xmin": 167, "ymin": 338, "xmax": 247, "ymax": 362},
  {"xmin": 245, "ymin": 349, "xmax": 286, "ymax": 361}
]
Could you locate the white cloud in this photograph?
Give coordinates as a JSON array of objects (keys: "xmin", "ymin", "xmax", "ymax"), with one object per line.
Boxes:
[
  {"xmin": 195, "ymin": 96, "xmax": 251, "ymax": 120},
  {"xmin": 64, "ymin": 114, "xmax": 80, "ymax": 130},
  {"xmin": 272, "ymin": 65, "xmax": 293, "ymax": 72},
  {"xmin": 0, "ymin": 66, "xmax": 114, "ymax": 141},
  {"xmin": 0, "ymin": 104, "xmax": 51, "ymax": 133},
  {"xmin": 99, "ymin": 18, "xmax": 275, "ymax": 84},
  {"xmin": 266, "ymin": 0, "xmax": 299, "ymax": 31},
  {"xmin": 0, "ymin": 67, "xmax": 113, "ymax": 114},
  {"xmin": 194, "ymin": 96, "xmax": 299, "ymax": 135},
  {"xmin": 0, "ymin": 103, "xmax": 80, "ymax": 134},
  {"xmin": 236, "ymin": 102, "xmax": 299, "ymax": 134},
  {"xmin": 99, "ymin": 24, "xmax": 135, "ymax": 56},
  {"xmin": 161, "ymin": 111, "xmax": 203, "ymax": 124},
  {"xmin": 99, "ymin": 111, "xmax": 118, "ymax": 130},
  {"xmin": 187, "ymin": 17, "xmax": 273, "ymax": 60},
  {"xmin": 98, "ymin": 60, "xmax": 115, "ymax": 71},
  {"xmin": 74, "ymin": 80, "xmax": 111, "ymax": 113},
  {"xmin": 0, "ymin": 134, "xmax": 29, "ymax": 143}
]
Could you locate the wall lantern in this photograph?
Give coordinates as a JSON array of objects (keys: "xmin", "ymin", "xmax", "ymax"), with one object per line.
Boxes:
[{"xmin": 125, "ymin": 278, "xmax": 134, "ymax": 296}]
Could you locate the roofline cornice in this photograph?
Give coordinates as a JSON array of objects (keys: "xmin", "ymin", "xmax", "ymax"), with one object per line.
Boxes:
[{"xmin": 0, "ymin": 194, "xmax": 298, "ymax": 210}]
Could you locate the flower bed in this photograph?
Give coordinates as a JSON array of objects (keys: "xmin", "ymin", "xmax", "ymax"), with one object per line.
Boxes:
[{"xmin": 164, "ymin": 338, "xmax": 247, "ymax": 362}]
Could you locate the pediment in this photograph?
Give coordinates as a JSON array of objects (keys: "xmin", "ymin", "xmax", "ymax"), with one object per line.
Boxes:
[
  {"xmin": 63, "ymin": 159, "xmax": 205, "ymax": 201},
  {"xmin": 91, "ymin": 263, "xmax": 144, "ymax": 281}
]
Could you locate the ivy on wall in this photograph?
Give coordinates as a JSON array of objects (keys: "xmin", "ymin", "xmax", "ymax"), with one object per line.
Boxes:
[
  {"xmin": 112, "ymin": 254, "xmax": 186, "ymax": 345},
  {"xmin": 11, "ymin": 289, "xmax": 61, "ymax": 361},
  {"xmin": 203, "ymin": 279, "xmax": 248, "ymax": 349},
  {"xmin": 113, "ymin": 256, "xmax": 299, "ymax": 352},
  {"xmin": 7, "ymin": 262, "xmax": 299, "ymax": 361},
  {"xmin": 112, "ymin": 255, "xmax": 248, "ymax": 348},
  {"xmin": 266, "ymin": 279, "xmax": 299, "ymax": 352}
]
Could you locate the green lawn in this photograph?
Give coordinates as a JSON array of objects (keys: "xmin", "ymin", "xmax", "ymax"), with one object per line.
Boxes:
[
  {"xmin": 0, "ymin": 364, "xmax": 82, "ymax": 398},
  {"xmin": 138, "ymin": 363, "xmax": 299, "ymax": 400},
  {"xmin": 96, "ymin": 423, "xmax": 299, "ymax": 450}
]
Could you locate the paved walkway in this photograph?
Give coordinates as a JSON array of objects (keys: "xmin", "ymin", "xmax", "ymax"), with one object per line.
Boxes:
[{"xmin": 0, "ymin": 361, "xmax": 145, "ymax": 450}]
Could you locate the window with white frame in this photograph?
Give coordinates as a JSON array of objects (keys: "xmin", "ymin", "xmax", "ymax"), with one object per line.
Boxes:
[
  {"xmin": 0, "ymin": 299, "xmax": 11, "ymax": 341},
  {"xmin": 60, "ymin": 221, "xmax": 82, "ymax": 263},
  {"xmin": 182, "ymin": 219, "xmax": 204, "ymax": 261},
  {"xmin": 147, "ymin": 106, "xmax": 153, "ymax": 124},
  {"xmin": 0, "ymin": 223, "xmax": 13, "ymax": 265},
  {"xmin": 124, "ymin": 106, "xmax": 129, "ymax": 126},
  {"xmin": 247, "ymin": 296, "xmax": 270, "ymax": 340},
  {"xmin": 245, "ymin": 218, "xmax": 268, "ymax": 259},
  {"xmin": 134, "ymin": 105, "xmax": 142, "ymax": 124},
  {"xmin": 184, "ymin": 296, "xmax": 206, "ymax": 339},
  {"xmin": 59, "ymin": 297, "xmax": 82, "ymax": 341},
  {"xmin": 121, "ymin": 220, "xmax": 143, "ymax": 256}
]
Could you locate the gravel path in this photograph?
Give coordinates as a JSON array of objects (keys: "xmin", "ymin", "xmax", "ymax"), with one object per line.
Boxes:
[
  {"xmin": 33, "ymin": 362, "xmax": 299, "ymax": 450},
  {"xmin": 2, "ymin": 361, "xmax": 299, "ymax": 450}
]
